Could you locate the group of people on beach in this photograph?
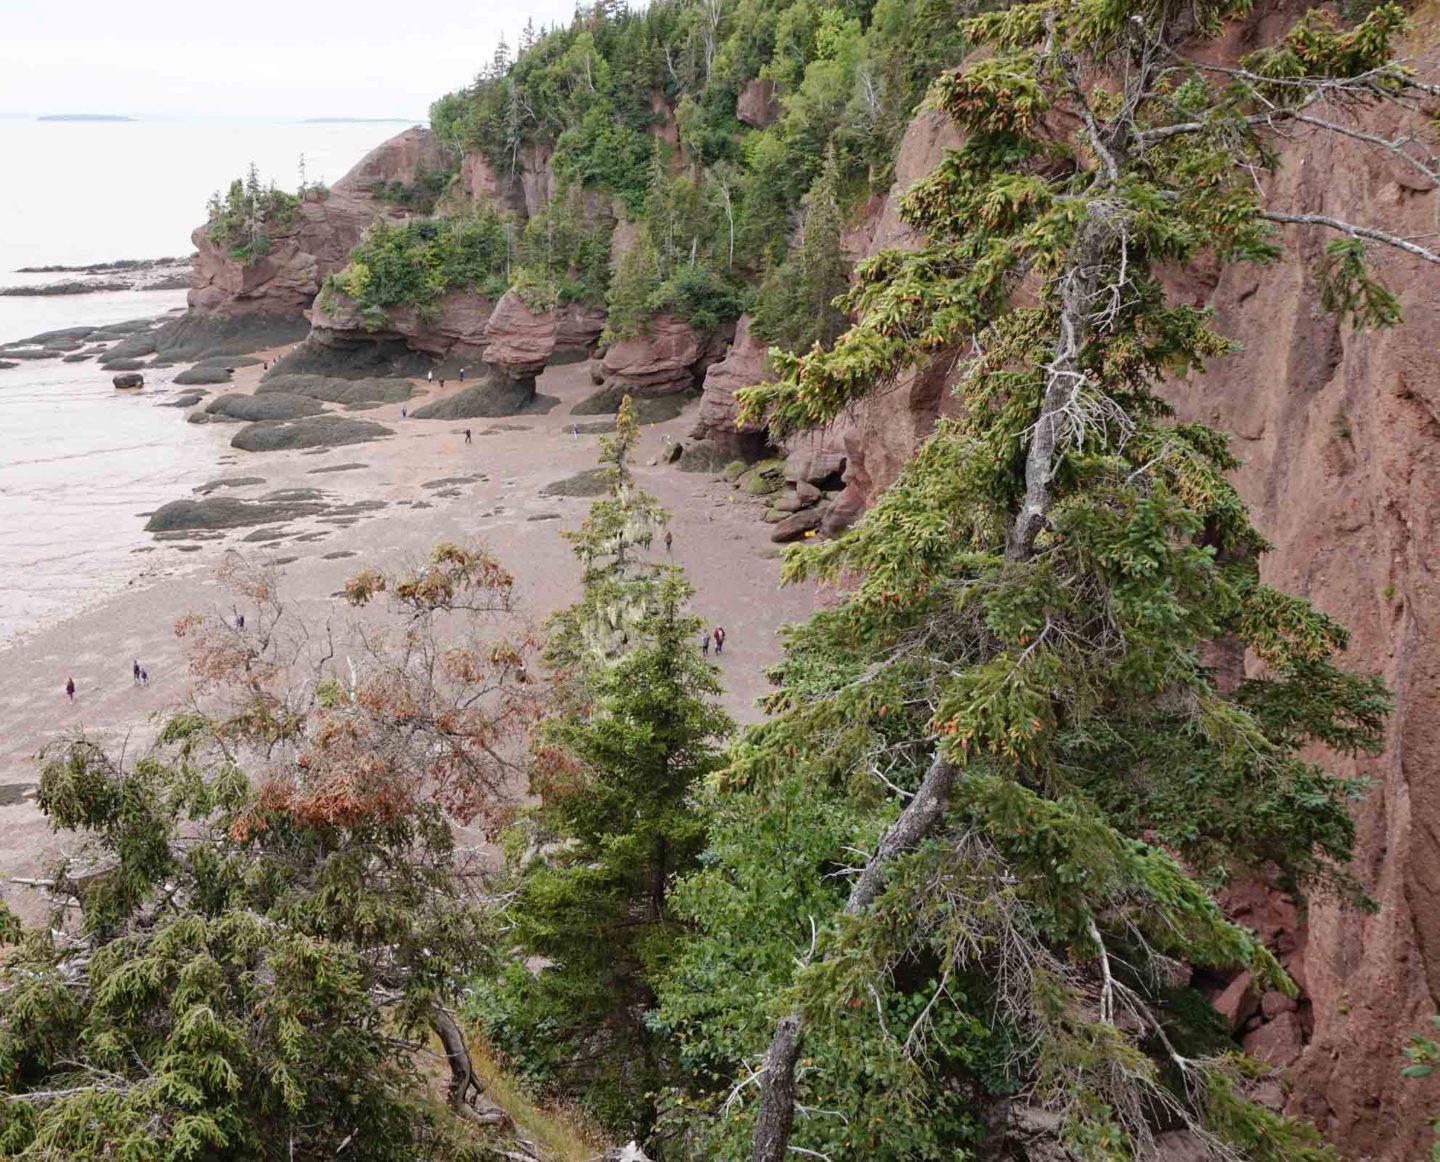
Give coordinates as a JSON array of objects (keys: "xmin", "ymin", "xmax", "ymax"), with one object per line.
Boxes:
[
  {"xmin": 701, "ymin": 626, "xmax": 727, "ymax": 656},
  {"xmin": 64, "ymin": 659, "xmax": 150, "ymax": 702}
]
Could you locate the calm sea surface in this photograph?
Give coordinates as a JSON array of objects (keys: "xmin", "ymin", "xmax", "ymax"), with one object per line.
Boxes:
[{"xmin": 0, "ymin": 117, "xmax": 392, "ymax": 643}]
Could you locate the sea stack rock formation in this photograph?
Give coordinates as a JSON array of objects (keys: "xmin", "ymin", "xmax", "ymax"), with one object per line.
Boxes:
[{"xmin": 187, "ymin": 126, "xmax": 449, "ymax": 318}]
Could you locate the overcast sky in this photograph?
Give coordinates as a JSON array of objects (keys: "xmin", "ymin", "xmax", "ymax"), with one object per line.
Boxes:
[{"xmin": 0, "ymin": 0, "xmax": 586, "ymax": 120}]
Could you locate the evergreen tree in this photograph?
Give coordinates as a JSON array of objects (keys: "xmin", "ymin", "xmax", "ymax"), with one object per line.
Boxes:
[
  {"xmin": 655, "ymin": 3, "xmax": 1433, "ymax": 1159},
  {"xmin": 751, "ymin": 142, "xmax": 849, "ymax": 352},
  {"xmin": 475, "ymin": 400, "xmax": 730, "ymax": 1137},
  {"xmin": 547, "ymin": 397, "xmax": 669, "ymax": 676},
  {"xmin": 0, "ymin": 546, "xmax": 545, "ymax": 1159},
  {"xmin": 604, "ymin": 227, "xmax": 664, "ymax": 341}
]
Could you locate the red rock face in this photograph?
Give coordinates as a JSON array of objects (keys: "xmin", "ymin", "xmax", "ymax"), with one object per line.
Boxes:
[
  {"xmin": 1164, "ymin": 81, "xmax": 1440, "ymax": 1158},
  {"xmin": 600, "ymin": 315, "xmax": 725, "ymax": 396},
  {"xmin": 795, "ymin": 13, "xmax": 1440, "ymax": 1156},
  {"xmin": 823, "ymin": 111, "xmax": 965, "ymax": 528},
  {"xmin": 691, "ymin": 314, "xmax": 773, "ymax": 456},
  {"xmin": 187, "ymin": 127, "xmax": 451, "ymax": 318}
]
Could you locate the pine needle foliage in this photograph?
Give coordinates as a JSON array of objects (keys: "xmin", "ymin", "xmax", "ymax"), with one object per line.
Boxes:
[
  {"xmin": 0, "ymin": 547, "xmax": 547, "ymax": 1160},
  {"xmin": 655, "ymin": 2, "xmax": 1423, "ymax": 1158},
  {"xmin": 547, "ymin": 397, "xmax": 672, "ymax": 676},
  {"xmin": 474, "ymin": 407, "xmax": 730, "ymax": 1138}
]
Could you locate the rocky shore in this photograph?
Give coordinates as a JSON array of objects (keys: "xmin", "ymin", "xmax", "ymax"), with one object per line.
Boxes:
[
  {"xmin": 2, "ymin": 254, "xmax": 192, "ymax": 296},
  {"xmin": 0, "ymin": 345, "xmax": 821, "ymax": 924}
]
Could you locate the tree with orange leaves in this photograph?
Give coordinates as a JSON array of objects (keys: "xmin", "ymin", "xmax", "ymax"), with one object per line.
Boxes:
[{"xmin": 0, "ymin": 544, "xmax": 546, "ymax": 1158}]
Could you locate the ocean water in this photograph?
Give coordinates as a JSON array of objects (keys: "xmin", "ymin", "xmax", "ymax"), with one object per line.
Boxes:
[{"xmin": 0, "ymin": 117, "xmax": 392, "ymax": 643}]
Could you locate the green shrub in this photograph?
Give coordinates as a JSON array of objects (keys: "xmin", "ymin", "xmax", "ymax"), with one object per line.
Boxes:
[
  {"xmin": 205, "ymin": 163, "xmax": 299, "ymax": 265},
  {"xmin": 647, "ymin": 263, "xmax": 745, "ymax": 333},
  {"xmin": 323, "ymin": 213, "xmax": 510, "ymax": 320}
]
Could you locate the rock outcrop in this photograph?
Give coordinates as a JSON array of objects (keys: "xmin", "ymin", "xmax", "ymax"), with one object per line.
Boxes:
[
  {"xmin": 187, "ymin": 126, "xmax": 449, "ymax": 318},
  {"xmin": 690, "ymin": 314, "xmax": 773, "ymax": 458},
  {"xmin": 597, "ymin": 315, "xmax": 727, "ymax": 396},
  {"xmin": 1162, "ymin": 74, "xmax": 1440, "ymax": 1159},
  {"xmin": 483, "ymin": 291, "xmax": 558, "ymax": 376},
  {"xmin": 736, "ymin": 79, "xmax": 779, "ymax": 129},
  {"xmin": 312, "ymin": 290, "xmax": 494, "ymax": 362}
]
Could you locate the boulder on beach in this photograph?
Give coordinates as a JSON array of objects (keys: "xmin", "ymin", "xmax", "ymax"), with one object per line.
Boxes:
[
  {"xmin": 150, "ymin": 312, "xmax": 308, "ymax": 363},
  {"xmin": 103, "ymin": 357, "xmax": 148, "ymax": 371},
  {"xmin": 62, "ymin": 354, "xmax": 92, "ymax": 363},
  {"xmin": 102, "ymin": 332, "xmax": 158, "ymax": 361},
  {"xmin": 173, "ymin": 365, "xmax": 234, "ymax": 385},
  {"xmin": 411, "ymin": 377, "xmax": 545, "ymax": 419},
  {"xmin": 160, "ymin": 391, "xmax": 208, "ymax": 408},
  {"xmin": 230, "ymin": 414, "xmax": 393, "ymax": 452},
  {"xmin": 112, "ymin": 372, "xmax": 145, "ymax": 389},
  {"xmin": 0, "ymin": 360, "xmax": 17, "ymax": 370},
  {"xmin": 206, "ymin": 393, "xmax": 326, "ymax": 422},
  {"xmin": 541, "ymin": 468, "xmax": 610, "ymax": 497},
  {"xmin": 570, "ymin": 386, "xmax": 694, "ymax": 423},
  {"xmin": 257, "ymin": 374, "xmax": 412, "ymax": 405},
  {"xmin": 144, "ymin": 495, "xmax": 327, "ymax": 533}
]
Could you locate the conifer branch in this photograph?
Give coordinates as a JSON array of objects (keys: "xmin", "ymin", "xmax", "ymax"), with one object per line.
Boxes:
[{"xmin": 1259, "ymin": 210, "xmax": 1440, "ymax": 265}]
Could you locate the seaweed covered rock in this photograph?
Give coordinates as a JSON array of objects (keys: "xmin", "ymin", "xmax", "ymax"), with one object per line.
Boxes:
[
  {"xmin": 257, "ymin": 374, "xmax": 412, "ymax": 404},
  {"xmin": 410, "ymin": 377, "xmax": 541, "ymax": 419},
  {"xmin": 231, "ymin": 415, "xmax": 393, "ymax": 452},
  {"xmin": 205, "ymin": 393, "xmax": 326, "ymax": 422},
  {"xmin": 144, "ymin": 494, "xmax": 327, "ymax": 532},
  {"xmin": 173, "ymin": 365, "xmax": 234, "ymax": 386}
]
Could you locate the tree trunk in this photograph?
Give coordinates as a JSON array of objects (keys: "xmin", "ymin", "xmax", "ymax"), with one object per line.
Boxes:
[{"xmin": 751, "ymin": 753, "xmax": 958, "ymax": 1162}]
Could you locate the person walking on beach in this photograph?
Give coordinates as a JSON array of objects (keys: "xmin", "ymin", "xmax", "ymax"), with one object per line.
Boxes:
[
  {"xmin": 65, "ymin": 677, "xmax": 75, "ymax": 702},
  {"xmin": 427, "ymin": 369, "xmax": 434, "ymax": 384},
  {"xmin": 464, "ymin": 429, "xmax": 473, "ymax": 445},
  {"xmin": 140, "ymin": 669, "xmax": 149, "ymax": 688},
  {"xmin": 702, "ymin": 630, "xmax": 711, "ymax": 656},
  {"xmin": 713, "ymin": 626, "xmax": 726, "ymax": 655},
  {"xmin": 459, "ymin": 367, "xmax": 466, "ymax": 383},
  {"xmin": 664, "ymin": 529, "xmax": 673, "ymax": 554},
  {"xmin": 133, "ymin": 659, "xmax": 141, "ymax": 685},
  {"xmin": 401, "ymin": 405, "xmax": 408, "ymax": 418}
]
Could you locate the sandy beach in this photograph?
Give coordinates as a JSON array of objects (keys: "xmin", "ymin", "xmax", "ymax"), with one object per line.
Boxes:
[{"xmin": 0, "ymin": 353, "xmax": 821, "ymax": 910}]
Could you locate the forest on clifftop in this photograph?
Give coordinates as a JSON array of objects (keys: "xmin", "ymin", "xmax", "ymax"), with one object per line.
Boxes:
[{"xmin": 8, "ymin": 1, "xmax": 1440, "ymax": 1160}]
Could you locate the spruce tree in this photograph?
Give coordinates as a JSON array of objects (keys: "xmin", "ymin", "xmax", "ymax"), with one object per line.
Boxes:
[
  {"xmin": 477, "ymin": 399, "xmax": 730, "ymax": 1137},
  {"xmin": 605, "ymin": 227, "xmax": 664, "ymax": 342},
  {"xmin": 751, "ymin": 143, "xmax": 850, "ymax": 352},
  {"xmin": 656, "ymin": 3, "xmax": 1433, "ymax": 1158}
]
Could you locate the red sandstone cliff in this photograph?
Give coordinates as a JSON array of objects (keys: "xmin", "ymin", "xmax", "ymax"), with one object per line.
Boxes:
[
  {"xmin": 1164, "ymin": 46, "xmax": 1440, "ymax": 1155},
  {"xmin": 686, "ymin": 6, "xmax": 1440, "ymax": 1154},
  {"xmin": 187, "ymin": 126, "xmax": 451, "ymax": 317}
]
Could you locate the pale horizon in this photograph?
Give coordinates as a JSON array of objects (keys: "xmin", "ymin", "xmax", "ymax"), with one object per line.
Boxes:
[{"xmin": 0, "ymin": 0, "xmax": 591, "ymax": 122}]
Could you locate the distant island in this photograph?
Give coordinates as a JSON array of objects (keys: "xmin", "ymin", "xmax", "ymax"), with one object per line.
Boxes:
[
  {"xmin": 303, "ymin": 117, "xmax": 415, "ymax": 124},
  {"xmin": 38, "ymin": 114, "xmax": 136, "ymax": 123}
]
